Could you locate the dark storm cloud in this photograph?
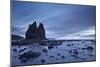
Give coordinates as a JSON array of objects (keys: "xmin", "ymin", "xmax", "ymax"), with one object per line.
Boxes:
[{"xmin": 12, "ymin": 1, "xmax": 96, "ymax": 39}]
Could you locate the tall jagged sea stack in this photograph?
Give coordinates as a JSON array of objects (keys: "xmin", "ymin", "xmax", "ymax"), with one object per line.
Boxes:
[{"xmin": 25, "ymin": 21, "xmax": 47, "ymax": 40}]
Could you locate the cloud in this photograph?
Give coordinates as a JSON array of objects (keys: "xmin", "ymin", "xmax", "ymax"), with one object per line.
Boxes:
[
  {"xmin": 57, "ymin": 26, "xmax": 95, "ymax": 39},
  {"xmin": 12, "ymin": 1, "xmax": 96, "ymax": 39}
]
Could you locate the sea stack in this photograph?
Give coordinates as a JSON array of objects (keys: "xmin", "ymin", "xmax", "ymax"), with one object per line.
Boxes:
[
  {"xmin": 25, "ymin": 21, "xmax": 47, "ymax": 40},
  {"xmin": 36, "ymin": 23, "xmax": 46, "ymax": 40}
]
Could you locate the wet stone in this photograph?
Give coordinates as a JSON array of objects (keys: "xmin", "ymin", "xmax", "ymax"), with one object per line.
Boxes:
[
  {"xmin": 81, "ymin": 48, "xmax": 86, "ymax": 50},
  {"xmin": 13, "ymin": 48, "xmax": 17, "ymax": 52},
  {"xmin": 86, "ymin": 46, "xmax": 94, "ymax": 52},
  {"xmin": 48, "ymin": 45, "xmax": 54, "ymax": 49},
  {"xmin": 57, "ymin": 53, "xmax": 61, "ymax": 56},
  {"xmin": 61, "ymin": 56, "xmax": 65, "ymax": 59},
  {"xmin": 42, "ymin": 48, "xmax": 48, "ymax": 53},
  {"xmin": 50, "ymin": 56, "xmax": 55, "ymax": 58},
  {"xmin": 73, "ymin": 49, "xmax": 79, "ymax": 56},
  {"xmin": 41, "ymin": 59, "xmax": 45, "ymax": 63},
  {"xmin": 18, "ymin": 51, "xmax": 41, "ymax": 63}
]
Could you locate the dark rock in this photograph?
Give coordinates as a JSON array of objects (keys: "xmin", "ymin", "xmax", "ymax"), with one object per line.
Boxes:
[
  {"xmin": 88, "ymin": 54, "xmax": 93, "ymax": 56},
  {"xmin": 36, "ymin": 23, "xmax": 46, "ymax": 40},
  {"xmin": 81, "ymin": 47, "xmax": 86, "ymax": 50},
  {"xmin": 67, "ymin": 44, "xmax": 71, "ymax": 46},
  {"xmin": 41, "ymin": 59, "xmax": 45, "ymax": 63},
  {"xmin": 86, "ymin": 46, "xmax": 94, "ymax": 52},
  {"xmin": 57, "ymin": 53, "xmax": 61, "ymax": 56},
  {"xmin": 13, "ymin": 48, "xmax": 17, "ymax": 52},
  {"xmin": 73, "ymin": 49, "xmax": 79, "ymax": 56},
  {"xmin": 55, "ymin": 58, "xmax": 59, "ymax": 60},
  {"xmin": 49, "ymin": 56, "xmax": 55, "ymax": 58},
  {"xmin": 71, "ymin": 44, "xmax": 74, "ymax": 46},
  {"xmin": 61, "ymin": 56, "xmax": 65, "ymax": 59},
  {"xmin": 48, "ymin": 45, "xmax": 54, "ymax": 49},
  {"xmin": 20, "ymin": 58, "xmax": 27, "ymax": 63},
  {"xmin": 25, "ymin": 21, "xmax": 37, "ymax": 39},
  {"xmin": 42, "ymin": 48, "xmax": 48, "ymax": 53},
  {"xmin": 50, "ymin": 43, "xmax": 55, "ymax": 46},
  {"xmin": 90, "ymin": 40, "xmax": 95, "ymax": 42},
  {"xmin": 25, "ymin": 21, "xmax": 47, "ymax": 40},
  {"xmin": 19, "ymin": 51, "xmax": 41, "ymax": 62}
]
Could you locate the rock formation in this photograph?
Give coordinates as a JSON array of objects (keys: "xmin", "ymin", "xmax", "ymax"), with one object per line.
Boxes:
[
  {"xmin": 25, "ymin": 21, "xmax": 47, "ymax": 40},
  {"xmin": 36, "ymin": 23, "xmax": 46, "ymax": 40},
  {"xmin": 12, "ymin": 34, "xmax": 24, "ymax": 40},
  {"xmin": 25, "ymin": 21, "xmax": 37, "ymax": 39}
]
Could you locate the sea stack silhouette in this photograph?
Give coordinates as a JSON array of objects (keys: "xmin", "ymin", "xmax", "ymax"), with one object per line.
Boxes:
[{"xmin": 25, "ymin": 21, "xmax": 47, "ymax": 40}]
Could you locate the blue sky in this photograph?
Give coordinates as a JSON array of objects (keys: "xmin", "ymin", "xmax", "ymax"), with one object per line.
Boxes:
[{"xmin": 12, "ymin": 1, "xmax": 96, "ymax": 39}]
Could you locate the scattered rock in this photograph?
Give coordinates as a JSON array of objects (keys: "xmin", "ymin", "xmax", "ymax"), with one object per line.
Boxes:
[
  {"xmin": 57, "ymin": 53, "xmax": 61, "ymax": 56},
  {"xmin": 67, "ymin": 44, "xmax": 71, "ymax": 46},
  {"xmin": 90, "ymin": 40, "xmax": 95, "ymax": 42},
  {"xmin": 19, "ymin": 51, "xmax": 41, "ymax": 63},
  {"xmin": 49, "ymin": 56, "xmax": 55, "ymax": 58},
  {"xmin": 42, "ymin": 48, "xmax": 48, "ymax": 53},
  {"xmin": 61, "ymin": 56, "xmax": 65, "ymax": 59},
  {"xmin": 81, "ymin": 47, "xmax": 86, "ymax": 50},
  {"xmin": 48, "ymin": 45, "xmax": 54, "ymax": 49},
  {"xmin": 88, "ymin": 54, "xmax": 93, "ymax": 56},
  {"xmin": 72, "ymin": 49, "xmax": 79, "ymax": 56},
  {"xmin": 41, "ymin": 59, "xmax": 45, "ymax": 63},
  {"xmin": 13, "ymin": 48, "xmax": 17, "ymax": 53},
  {"xmin": 71, "ymin": 44, "xmax": 74, "ymax": 46},
  {"xmin": 20, "ymin": 58, "xmax": 27, "ymax": 63},
  {"xmin": 55, "ymin": 58, "xmax": 59, "ymax": 60},
  {"xmin": 19, "ymin": 48, "xmax": 27, "ymax": 53},
  {"xmin": 86, "ymin": 46, "xmax": 94, "ymax": 52}
]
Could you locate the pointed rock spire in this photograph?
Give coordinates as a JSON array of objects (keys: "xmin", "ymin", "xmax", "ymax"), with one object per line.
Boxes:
[
  {"xmin": 25, "ymin": 21, "xmax": 47, "ymax": 40},
  {"xmin": 36, "ymin": 23, "xmax": 46, "ymax": 40},
  {"xmin": 25, "ymin": 21, "xmax": 37, "ymax": 39}
]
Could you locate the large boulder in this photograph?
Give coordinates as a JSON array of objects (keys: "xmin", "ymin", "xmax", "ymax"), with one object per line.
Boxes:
[{"xmin": 25, "ymin": 21, "xmax": 47, "ymax": 40}]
